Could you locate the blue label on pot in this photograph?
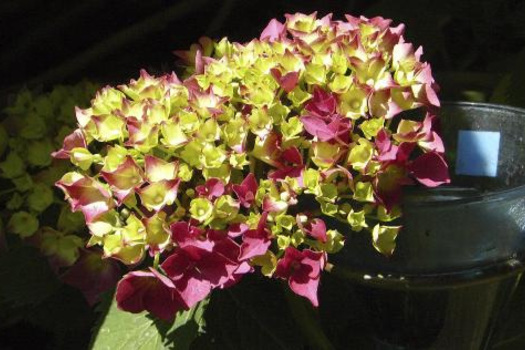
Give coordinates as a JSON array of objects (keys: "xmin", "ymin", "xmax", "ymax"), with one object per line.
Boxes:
[{"xmin": 456, "ymin": 130, "xmax": 500, "ymax": 177}]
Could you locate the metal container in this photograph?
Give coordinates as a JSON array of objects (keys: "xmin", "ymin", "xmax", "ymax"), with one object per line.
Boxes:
[{"xmin": 332, "ymin": 102, "xmax": 525, "ymax": 350}]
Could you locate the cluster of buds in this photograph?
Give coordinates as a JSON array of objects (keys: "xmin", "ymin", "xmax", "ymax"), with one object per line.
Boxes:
[
  {"xmin": 55, "ymin": 13, "xmax": 449, "ymax": 320},
  {"xmin": 0, "ymin": 83, "xmax": 120, "ymax": 305}
]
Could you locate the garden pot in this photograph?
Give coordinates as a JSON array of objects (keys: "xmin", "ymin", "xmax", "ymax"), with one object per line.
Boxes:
[{"xmin": 331, "ymin": 102, "xmax": 525, "ymax": 350}]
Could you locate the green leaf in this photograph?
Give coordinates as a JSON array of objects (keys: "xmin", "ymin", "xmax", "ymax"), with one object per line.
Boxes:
[
  {"xmin": 197, "ymin": 276, "xmax": 307, "ymax": 350},
  {"xmin": 91, "ymin": 294, "xmax": 208, "ymax": 350}
]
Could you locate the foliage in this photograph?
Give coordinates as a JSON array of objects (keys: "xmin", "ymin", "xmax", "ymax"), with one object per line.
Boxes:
[
  {"xmin": 0, "ymin": 241, "xmax": 95, "ymax": 349},
  {"xmin": 0, "ymin": 82, "xmax": 122, "ymax": 306},
  {"xmin": 0, "ymin": 82, "xmax": 96, "ymax": 251},
  {"xmin": 193, "ymin": 275, "xmax": 309, "ymax": 350},
  {"xmin": 91, "ymin": 291, "xmax": 208, "ymax": 350}
]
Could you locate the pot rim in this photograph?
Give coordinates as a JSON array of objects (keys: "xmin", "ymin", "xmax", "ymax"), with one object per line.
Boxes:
[{"xmin": 332, "ymin": 255, "xmax": 525, "ymax": 290}]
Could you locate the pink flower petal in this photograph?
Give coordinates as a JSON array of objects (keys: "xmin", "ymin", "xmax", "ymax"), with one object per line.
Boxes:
[
  {"xmin": 271, "ymin": 69, "xmax": 299, "ymax": 93},
  {"xmin": 409, "ymin": 152, "xmax": 450, "ymax": 187},
  {"xmin": 282, "ymin": 147, "xmax": 303, "ymax": 165},
  {"xmin": 56, "ymin": 175, "xmax": 115, "ymax": 222},
  {"xmin": 274, "ymin": 247, "xmax": 325, "ymax": 307},
  {"xmin": 52, "ymin": 129, "xmax": 87, "ymax": 159},
  {"xmin": 304, "ymin": 218, "xmax": 328, "ymax": 243},
  {"xmin": 174, "ymin": 274, "xmax": 212, "ymax": 309},
  {"xmin": 115, "ymin": 269, "xmax": 184, "ymax": 321},
  {"xmin": 232, "ymin": 173, "xmax": 258, "ymax": 208},
  {"xmin": 260, "ymin": 18, "xmax": 286, "ymax": 42},
  {"xmin": 238, "ymin": 230, "xmax": 271, "ymax": 261},
  {"xmin": 227, "ymin": 223, "xmax": 249, "ymax": 238},
  {"xmin": 196, "ymin": 178, "xmax": 225, "ymax": 200},
  {"xmin": 239, "ymin": 212, "xmax": 271, "ymax": 260},
  {"xmin": 289, "ymin": 274, "xmax": 321, "ymax": 307},
  {"xmin": 305, "ymin": 86, "xmax": 336, "ymax": 116}
]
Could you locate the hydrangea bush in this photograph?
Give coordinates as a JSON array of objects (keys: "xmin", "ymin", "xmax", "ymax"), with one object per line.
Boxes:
[
  {"xmin": 0, "ymin": 83, "xmax": 120, "ymax": 305},
  {"xmin": 55, "ymin": 13, "xmax": 449, "ymax": 321}
]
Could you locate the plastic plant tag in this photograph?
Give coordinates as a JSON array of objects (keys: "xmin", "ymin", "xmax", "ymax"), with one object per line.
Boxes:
[{"xmin": 455, "ymin": 130, "xmax": 500, "ymax": 177}]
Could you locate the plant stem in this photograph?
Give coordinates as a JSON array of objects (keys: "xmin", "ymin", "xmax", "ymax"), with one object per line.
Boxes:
[
  {"xmin": 153, "ymin": 253, "xmax": 160, "ymax": 269},
  {"xmin": 129, "ymin": 203, "xmax": 146, "ymax": 218},
  {"xmin": 283, "ymin": 287, "xmax": 335, "ymax": 350}
]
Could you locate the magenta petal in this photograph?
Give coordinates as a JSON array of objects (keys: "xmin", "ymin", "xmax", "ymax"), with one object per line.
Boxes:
[
  {"xmin": 274, "ymin": 247, "xmax": 325, "ymax": 307},
  {"xmin": 56, "ymin": 176, "xmax": 114, "ymax": 222},
  {"xmin": 238, "ymin": 212, "xmax": 271, "ymax": 260},
  {"xmin": 415, "ymin": 64, "xmax": 434, "ymax": 85},
  {"xmin": 300, "ymin": 250, "xmax": 325, "ymax": 280},
  {"xmin": 232, "ymin": 184, "xmax": 253, "ymax": 208},
  {"xmin": 274, "ymin": 247, "xmax": 300, "ymax": 279},
  {"xmin": 242, "ymin": 173, "xmax": 258, "ymax": 194},
  {"xmin": 375, "ymin": 129, "xmax": 391, "ymax": 153},
  {"xmin": 420, "ymin": 131, "xmax": 445, "ymax": 154},
  {"xmin": 52, "ymin": 129, "xmax": 87, "ymax": 159},
  {"xmin": 305, "ymin": 86, "xmax": 337, "ymax": 116},
  {"xmin": 220, "ymin": 261, "xmax": 253, "ymax": 289},
  {"xmin": 376, "ymin": 129, "xmax": 399, "ymax": 162},
  {"xmin": 194, "ymin": 49, "xmax": 204, "ymax": 75},
  {"xmin": 196, "ymin": 178, "xmax": 225, "ymax": 200},
  {"xmin": 175, "ymin": 275, "xmax": 212, "ymax": 309},
  {"xmin": 260, "ymin": 18, "xmax": 286, "ymax": 41},
  {"xmin": 326, "ymin": 116, "xmax": 352, "ymax": 144},
  {"xmin": 163, "ymin": 242, "xmax": 238, "ymax": 292},
  {"xmin": 239, "ymin": 230, "xmax": 271, "ymax": 261},
  {"xmin": 268, "ymin": 165, "xmax": 304, "ymax": 181},
  {"xmin": 170, "ymin": 221, "xmax": 189, "ymax": 244},
  {"xmin": 256, "ymin": 211, "xmax": 269, "ymax": 233},
  {"xmin": 424, "ymin": 84, "xmax": 440, "ymax": 107},
  {"xmin": 280, "ymin": 71, "xmax": 300, "ymax": 93},
  {"xmin": 282, "ymin": 147, "xmax": 303, "ymax": 165},
  {"xmin": 199, "ymin": 252, "xmax": 239, "ymax": 286},
  {"xmin": 300, "ymin": 116, "xmax": 335, "ymax": 141},
  {"xmin": 306, "ymin": 219, "xmax": 328, "ymax": 243},
  {"xmin": 208, "ymin": 234, "xmax": 240, "ymax": 261},
  {"xmin": 233, "ymin": 173, "xmax": 258, "ymax": 208},
  {"xmin": 227, "ymin": 223, "xmax": 249, "ymax": 238},
  {"xmin": 262, "ymin": 195, "xmax": 287, "ymax": 212},
  {"xmin": 170, "ymin": 222, "xmax": 213, "ymax": 252},
  {"xmin": 115, "ymin": 271, "xmax": 150, "ymax": 314},
  {"xmin": 396, "ymin": 142, "xmax": 416, "ymax": 164},
  {"xmin": 289, "ymin": 274, "xmax": 321, "ymax": 307},
  {"xmin": 271, "ymin": 69, "xmax": 299, "ymax": 93},
  {"xmin": 409, "ymin": 152, "xmax": 450, "ymax": 187},
  {"xmin": 115, "ymin": 270, "xmax": 183, "ymax": 321},
  {"xmin": 162, "ymin": 250, "xmax": 191, "ymax": 281}
]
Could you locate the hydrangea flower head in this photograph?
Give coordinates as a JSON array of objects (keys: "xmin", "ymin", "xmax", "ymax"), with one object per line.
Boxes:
[{"xmin": 55, "ymin": 13, "xmax": 449, "ymax": 320}]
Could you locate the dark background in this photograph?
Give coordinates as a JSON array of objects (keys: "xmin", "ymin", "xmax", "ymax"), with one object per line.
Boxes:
[
  {"xmin": 1, "ymin": 0, "xmax": 525, "ymax": 106},
  {"xmin": 1, "ymin": 1, "xmax": 525, "ymax": 349}
]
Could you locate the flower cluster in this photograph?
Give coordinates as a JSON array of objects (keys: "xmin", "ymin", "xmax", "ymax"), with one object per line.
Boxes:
[
  {"xmin": 0, "ymin": 83, "xmax": 120, "ymax": 305},
  {"xmin": 55, "ymin": 13, "xmax": 449, "ymax": 320}
]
